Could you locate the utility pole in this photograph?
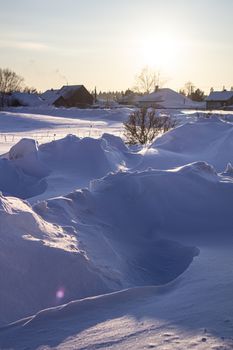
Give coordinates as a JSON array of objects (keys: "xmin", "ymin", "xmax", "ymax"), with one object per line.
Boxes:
[{"xmin": 94, "ymin": 86, "xmax": 97, "ymax": 103}]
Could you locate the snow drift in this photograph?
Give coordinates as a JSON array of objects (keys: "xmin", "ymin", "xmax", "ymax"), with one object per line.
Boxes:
[
  {"xmin": 137, "ymin": 117, "xmax": 233, "ymax": 172},
  {"xmin": 33, "ymin": 161, "xmax": 233, "ymax": 291},
  {"xmin": 0, "ymin": 134, "xmax": 132, "ymax": 200},
  {"xmin": 0, "ymin": 194, "xmax": 110, "ymax": 325},
  {"xmin": 39, "ymin": 134, "xmax": 126, "ymax": 177},
  {"xmin": 1, "ymin": 247, "xmax": 233, "ymax": 350},
  {"xmin": 2, "ymin": 111, "xmax": 233, "ymax": 341},
  {"xmin": 2, "ymin": 117, "xmax": 233, "ymax": 201},
  {"xmin": 0, "ymin": 138, "xmax": 49, "ymax": 198},
  {"xmin": 0, "ymin": 158, "xmax": 47, "ymax": 198}
]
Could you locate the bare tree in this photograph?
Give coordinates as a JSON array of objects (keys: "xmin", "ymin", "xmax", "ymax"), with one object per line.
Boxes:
[
  {"xmin": 124, "ymin": 108, "xmax": 176, "ymax": 145},
  {"xmin": 0, "ymin": 68, "xmax": 24, "ymax": 107},
  {"xmin": 23, "ymin": 86, "xmax": 38, "ymax": 94},
  {"xmin": 181, "ymin": 82, "xmax": 205, "ymax": 101},
  {"xmin": 133, "ymin": 66, "xmax": 164, "ymax": 94},
  {"xmin": 184, "ymin": 81, "xmax": 195, "ymax": 97}
]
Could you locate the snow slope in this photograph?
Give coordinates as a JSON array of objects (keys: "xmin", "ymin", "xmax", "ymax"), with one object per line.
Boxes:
[
  {"xmin": 0, "ymin": 133, "xmax": 136, "ymax": 201},
  {"xmin": 137, "ymin": 117, "xmax": 233, "ymax": 172},
  {"xmin": 0, "ymin": 164, "xmax": 209, "ymax": 326},
  {"xmin": 1, "ymin": 109, "xmax": 233, "ymax": 349},
  {"xmin": 32, "ymin": 162, "xmax": 232, "ymax": 294},
  {"xmin": 1, "ymin": 247, "xmax": 233, "ymax": 350},
  {"xmin": 0, "ymin": 194, "xmax": 110, "ymax": 325},
  {"xmin": 0, "ymin": 107, "xmax": 130, "ymax": 154},
  {"xmin": 0, "ymin": 138, "xmax": 49, "ymax": 198},
  {"xmin": 0, "ymin": 157, "xmax": 47, "ymax": 198},
  {"xmin": 2, "ymin": 116, "xmax": 233, "ymax": 202}
]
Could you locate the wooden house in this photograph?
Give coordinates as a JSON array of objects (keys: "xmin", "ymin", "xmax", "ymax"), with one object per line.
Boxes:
[
  {"xmin": 205, "ymin": 91, "xmax": 233, "ymax": 109},
  {"xmin": 42, "ymin": 85, "xmax": 94, "ymax": 108}
]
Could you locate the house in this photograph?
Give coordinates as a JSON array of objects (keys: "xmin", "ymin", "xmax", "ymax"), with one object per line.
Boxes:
[
  {"xmin": 41, "ymin": 85, "xmax": 94, "ymax": 108},
  {"xmin": 138, "ymin": 88, "xmax": 204, "ymax": 109},
  {"xmin": 40, "ymin": 89, "xmax": 60, "ymax": 105},
  {"xmin": 10, "ymin": 92, "xmax": 44, "ymax": 107},
  {"xmin": 205, "ymin": 91, "xmax": 233, "ymax": 109}
]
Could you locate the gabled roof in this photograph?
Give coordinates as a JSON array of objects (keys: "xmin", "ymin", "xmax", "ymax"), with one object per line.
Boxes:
[
  {"xmin": 59, "ymin": 85, "xmax": 83, "ymax": 99},
  {"xmin": 12, "ymin": 92, "xmax": 44, "ymax": 107},
  {"xmin": 206, "ymin": 91, "xmax": 233, "ymax": 102},
  {"xmin": 41, "ymin": 89, "xmax": 60, "ymax": 104},
  {"xmin": 41, "ymin": 85, "xmax": 84, "ymax": 105},
  {"xmin": 139, "ymin": 90, "xmax": 164, "ymax": 103},
  {"xmin": 139, "ymin": 88, "xmax": 197, "ymax": 108}
]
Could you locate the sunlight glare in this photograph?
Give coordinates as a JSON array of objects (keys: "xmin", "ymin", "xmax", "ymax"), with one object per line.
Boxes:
[{"xmin": 139, "ymin": 33, "xmax": 184, "ymax": 72}]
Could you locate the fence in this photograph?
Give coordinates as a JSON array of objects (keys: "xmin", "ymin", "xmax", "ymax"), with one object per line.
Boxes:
[{"xmin": 0, "ymin": 128, "xmax": 125, "ymax": 146}]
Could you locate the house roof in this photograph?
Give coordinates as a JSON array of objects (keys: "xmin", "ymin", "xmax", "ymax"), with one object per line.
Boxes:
[
  {"xmin": 139, "ymin": 90, "xmax": 164, "ymax": 103},
  {"xmin": 138, "ymin": 88, "xmax": 197, "ymax": 108},
  {"xmin": 206, "ymin": 91, "xmax": 233, "ymax": 102},
  {"xmin": 12, "ymin": 92, "xmax": 44, "ymax": 107},
  {"xmin": 59, "ymin": 85, "xmax": 83, "ymax": 99},
  {"xmin": 41, "ymin": 89, "xmax": 60, "ymax": 104},
  {"xmin": 41, "ymin": 85, "xmax": 84, "ymax": 105}
]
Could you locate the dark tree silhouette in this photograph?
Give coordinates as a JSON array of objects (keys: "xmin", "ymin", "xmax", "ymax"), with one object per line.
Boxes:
[
  {"xmin": 124, "ymin": 108, "xmax": 176, "ymax": 145},
  {"xmin": 189, "ymin": 88, "xmax": 205, "ymax": 102},
  {"xmin": 0, "ymin": 68, "xmax": 24, "ymax": 107}
]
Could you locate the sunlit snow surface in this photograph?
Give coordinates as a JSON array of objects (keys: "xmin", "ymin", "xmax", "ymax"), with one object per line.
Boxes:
[{"xmin": 0, "ymin": 107, "xmax": 233, "ymax": 349}]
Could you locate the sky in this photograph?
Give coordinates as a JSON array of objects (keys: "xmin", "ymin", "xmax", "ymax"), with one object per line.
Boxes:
[{"xmin": 0, "ymin": 0, "xmax": 233, "ymax": 93}]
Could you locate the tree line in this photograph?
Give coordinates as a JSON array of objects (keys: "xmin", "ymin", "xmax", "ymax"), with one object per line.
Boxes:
[
  {"xmin": 95, "ymin": 67, "xmax": 218, "ymax": 102},
  {"xmin": 1, "ymin": 66, "xmax": 231, "ymax": 107},
  {"xmin": 0, "ymin": 68, "xmax": 37, "ymax": 107}
]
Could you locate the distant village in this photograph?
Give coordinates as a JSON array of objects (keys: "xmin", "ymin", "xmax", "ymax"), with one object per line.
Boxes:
[
  {"xmin": 1, "ymin": 67, "xmax": 233, "ymax": 111},
  {"xmin": 6, "ymin": 84, "xmax": 233, "ymax": 111}
]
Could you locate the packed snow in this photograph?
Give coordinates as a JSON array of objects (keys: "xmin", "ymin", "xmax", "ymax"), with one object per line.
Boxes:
[{"xmin": 0, "ymin": 107, "xmax": 233, "ymax": 349}]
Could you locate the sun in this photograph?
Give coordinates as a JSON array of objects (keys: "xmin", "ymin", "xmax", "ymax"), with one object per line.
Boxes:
[{"xmin": 139, "ymin": 34, "xmax": 183, "ymax": 72}]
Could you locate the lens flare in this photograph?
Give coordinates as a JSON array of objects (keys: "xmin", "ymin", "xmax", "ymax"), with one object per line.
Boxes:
[{"xmin": 56, "ymin": 288, "xmax": 65, "ymax": 300}]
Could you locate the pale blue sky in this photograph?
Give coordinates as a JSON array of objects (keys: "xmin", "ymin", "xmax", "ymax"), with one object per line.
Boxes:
[{"xmin": 0, "ymin": 0, "xmax": 232, "ymax": 92}]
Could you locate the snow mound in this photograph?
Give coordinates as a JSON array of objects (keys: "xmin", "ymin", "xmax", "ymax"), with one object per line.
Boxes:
[
  {"xmin": 152, "ymin": 117, "xmax": 233, "ymax": 153},
  {"xmin": 102, "ymin": 133, "xmax": 128, "ymax": 152},
  {"xmin": 39, "ymin": 134, "xmax": 126, "ymax": 177},
  {"xmin": 0, "ymin": 135, "xmax": 133, "ymax": 200},
  {"xmin": 222, "ymin": 162, "xmax": 233, "ymax": 176},
  {"xmin": 0, "ymin": 158, "xmax": 47, "ymax": 198},
  {"xmin": 0, "ymin": 194, "xmax": 110, "ymax": 325},
  {"xmin": 8, "ymin": 138, "xmax": 50, "ymax": 178},
  {"xmin": 33, "ymin": 163, "xmax": 233, "ymax": 289},
  {"xmin": 0, "ymin": 194, "xmax": 74, "ymax": 248},
  {"xmin": 9, "ymin": 138, "xmax": 38, "ymax": 160},
  {"xmin": 89, "ymin": 164, "xmax": 233, "ymax": 240},
  {"xmin": 137, "ymin": 117, "xmax": 233, "ymax": 172},
  {"xmin": 35, "ymin": 165, "xmax": 229, "ymax": 289},
  {"xmin": 0, "ymin": 138, "xmax": 50, "ymax": 198},
  {"xmin": 174, "ymin": 161, "xmax": 218, "ymax": 180}
]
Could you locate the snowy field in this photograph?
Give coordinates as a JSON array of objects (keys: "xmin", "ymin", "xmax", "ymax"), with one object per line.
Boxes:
[
  {"xmin": 0, "ymin": 107, "xmax": 129, "ymax": 154},
  {"xmin": 0, "ymin": 107, "xmax": 233, "ymax": 349}
]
